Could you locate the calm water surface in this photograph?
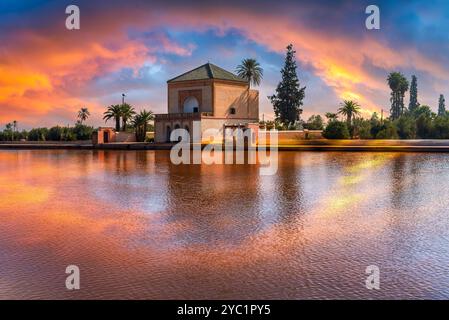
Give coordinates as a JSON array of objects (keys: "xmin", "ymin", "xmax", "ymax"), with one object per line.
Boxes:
[{"xmin": 0, "ymin": 150, "xmax": 449, "ymax": 299}]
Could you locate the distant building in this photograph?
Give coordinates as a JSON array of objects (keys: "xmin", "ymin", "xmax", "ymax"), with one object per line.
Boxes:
[
  {"xmin": 92, "ymin": 127, "xmax": 136, "ymax": 144},
  {"xmin": 154, "ymin": 63, "xmax": 259, "ymax": 143}
]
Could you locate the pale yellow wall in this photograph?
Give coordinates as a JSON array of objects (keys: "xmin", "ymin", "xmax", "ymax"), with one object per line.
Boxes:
[
  {"xmin": 154, "ymin": 121, "xmax": 165, "ymax": 143},
  {"xmin": 168, "ymin": 83, "xmax": 213, "ymax": 113},
  {"xmin": 156, "ymin": 118, "xmax": 263, "ymax": 143},
  {"xmin": 213, "ymin": 82, "xmax": 259, "ymax": 120},
  {"xmin": 248, "ymin": 90, "xmax": 259, "ymax": 119},
  {"xmin": 154, "ymin": 119, "xmax": 197, "ymax": 143},
  {"xmin": 200, "ymin": 118, "xmax": 257, "ymax": 143}
]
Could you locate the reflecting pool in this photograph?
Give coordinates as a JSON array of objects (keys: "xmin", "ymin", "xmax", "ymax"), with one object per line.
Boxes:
[{"xmin": 0, "ymin": 150, "xmax": 448, "ymax": 299}]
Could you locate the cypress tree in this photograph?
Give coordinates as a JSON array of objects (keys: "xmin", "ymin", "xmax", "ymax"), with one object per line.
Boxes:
[
  {"xmin": 269, "ymin": 44, "xmax": 306, "ymax": 126},
  {"xmin": 438, "ymin": 94, "xmax": 446, "ymax": 116},
  {"xmin": 409, "ymin": 75, "xmax": 419, "ymax": 112}
]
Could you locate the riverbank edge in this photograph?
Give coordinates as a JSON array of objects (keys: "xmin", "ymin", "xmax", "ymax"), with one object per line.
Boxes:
[{"xmin": 3, "ymin": 140, "xmax": 449, "ymax": 152}]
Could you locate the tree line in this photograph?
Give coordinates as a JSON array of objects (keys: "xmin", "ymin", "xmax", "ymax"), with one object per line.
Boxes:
[
  {"xmin": 0, "ymin": 103, "xmax": 156, "ymax": 142},
  {"xmin": 0, "ymin": 109, "xmax": 93, "ymax": 142},
  {"xmin": 316, "ymin": 72, "xmax": 449, "ymax": 139},
  {"xmin": 262, "ymin": 44, "xmax": 449, "ymax": 139}
]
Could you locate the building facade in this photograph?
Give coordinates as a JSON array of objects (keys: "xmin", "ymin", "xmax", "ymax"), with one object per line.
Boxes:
[
  {"xmin": 92, "ymin": 127, "xmax": 137, "ymax": 144},
  {"xmin": 154, "ymin": 63, "xmax": 259, "ymax": 143}
]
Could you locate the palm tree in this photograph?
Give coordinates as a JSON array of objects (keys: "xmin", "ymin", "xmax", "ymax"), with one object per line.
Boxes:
[
  {"xmin": 12, "ymin": 120, "xmax": 17, "ymax": 141},
  {"xmin": 325, "ymin": 112, "xmax": 338, "ymax": 122},
  {"xmin": 132, "ymin": 110, "xmax": 154, "ymax": 142},
  {"xmin": 338, "ymin": 100, "xmax": 361, "ymax": 126},
  {"xmin": 120, "ymin": 103, "xmax": 136, "ymax": 131},
  {"xmin": 103, "ymin": 104, "xmax": 122, "ymax": 131},
  {"xmin": 236, "ymin": 58, "xmax": 263, "ymax": 87},
  {"xmin": 387, "ymin": 72, "xmax": 409, "ymax": 120},
  {"xmin": 77, "ymin": 107, "xmax": 90, "ymax": 124},
  {"xmin": 236, "ymin": 59, "xmax": 263, "ymax": 117}
]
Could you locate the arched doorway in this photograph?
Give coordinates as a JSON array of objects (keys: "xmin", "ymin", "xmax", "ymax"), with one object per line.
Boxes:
[
  {"xmin": 103, "ymin": 131, "xmax": 109, "ymax": 143},
  {"xmin": 166, "ymin": 126, "xmax": 171, "ymax": 142},
  {"xmin": 174, "ymin": 124, "xmax": 181, "ymax": 142},
  {"xmin": 183, "ymin": 96, "xmax": 199, "ymax": 113}
]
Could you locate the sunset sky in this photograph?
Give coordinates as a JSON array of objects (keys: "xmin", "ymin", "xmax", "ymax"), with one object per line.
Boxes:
[{"xmin": 1, "ymin": 0, "xmax": 449, "ymax": 128}]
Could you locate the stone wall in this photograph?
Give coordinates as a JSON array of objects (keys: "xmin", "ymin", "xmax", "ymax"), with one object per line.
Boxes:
[
  {"xmin": 115, "ymin": 132, "xmax": 137, "ymax": 143},
  {"xmin": 259, "ymin": 130, "xmax": 324, "ymax": 145}
]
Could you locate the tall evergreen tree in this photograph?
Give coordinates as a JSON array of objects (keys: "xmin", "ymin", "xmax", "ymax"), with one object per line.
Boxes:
[
  {"xmin": 438, "ymin": 94, "xmax": 446, "ymax": 116},
  {"xmin": 408, "ymin": 75, "xmax": 419, "ymax": 112},
  {"xmin": 269, "ymin": 44, "xmax": 306, "ymax": 126},
  {"xmin": 387, "ymin": 72, "xmax": 409, "ymax": 120}
]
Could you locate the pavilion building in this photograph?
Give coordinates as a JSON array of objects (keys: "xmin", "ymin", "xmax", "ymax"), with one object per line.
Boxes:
[{"xmin": 154, "ymin": 63, "xmax": 259, "ymax": 143}]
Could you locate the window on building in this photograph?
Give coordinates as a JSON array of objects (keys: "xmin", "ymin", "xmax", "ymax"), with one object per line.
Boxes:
[
  {"xmin": 166, "ymin": 126, "xmax": 171, "ymax": 142},
  {"xmin": 230, "ymin": 107, "xmax": 236, "ymax": 115},
  {"xmin": 183, "ymin": 96, "xmax": 199, "ymax": 113}
]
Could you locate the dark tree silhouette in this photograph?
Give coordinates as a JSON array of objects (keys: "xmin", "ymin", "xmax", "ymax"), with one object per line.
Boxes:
[
  {"xmin": 438, "ymin": 94, "xmax": 446, "ymax": 116},
  {"xmin": 269, "ymin": 44, "xmax": 305, "ymax": 126},
  {"xmin": 409, "ymin": 75, "xmax": 419, "ymax": 112},
  {"xmin": 387, "ymin": 72, "xmax": 409, "ymax": 120}
]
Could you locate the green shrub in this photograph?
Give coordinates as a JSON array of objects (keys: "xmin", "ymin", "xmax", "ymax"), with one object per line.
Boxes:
[
  {"xmin": 18, "ymin": 130, "xmax": 28, "ymax": 140},
  {"xmin": 305, "ymin": 115, "xmax": 324, "ymax": 130},
  {"xmin": 48, "ymin": 126, "xmax": 63, "ymax": 141},
  {"xmin": 358, "ymin": 121, "xmax": 373, "ymax": 139},
  {"xmin": 352, "ymin": 118, "xmax": 372, "ymax": 139},
  {"xmin": 323, "ymin": 121, "xmax": 350, "ymax": 139},
  {"xmin": 416, "ymin": 114, "xmax": 433, "ymax": 138},
  {"xmin": 28, "ymin": 128, "xmax": 49, "ymax": 141},
  {"xmin": 61, "ymin": 127, "xmax": 76, "ymax": 141},
  {"xmin": 395, "ymin": 115, "xmax": 416, "ymax": 139},
  {"xmin": 375, "ymin": 122, "xmax": 399, "ymax": 139},
  {"xmin": 72, "ymin": 124, "xmax": 93, "ymax": 140},
  {"xmin": 431, "ymin": 116, "xmax": 449, "ymax": 138}
]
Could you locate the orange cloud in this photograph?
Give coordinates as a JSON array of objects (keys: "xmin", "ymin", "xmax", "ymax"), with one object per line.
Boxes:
[{"xmin": 0, "ymin": 15, "xmax": 178, "ymax": 126}]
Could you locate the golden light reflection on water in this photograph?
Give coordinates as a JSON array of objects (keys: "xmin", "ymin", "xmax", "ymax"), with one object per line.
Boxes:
[
  {"xmin": 0, "ymin": 150, "xmax": 449, "ymax": 299},
  {"xmin": 0, "ymin": 180, "xmax": 51, "ymax": 209},
  {"xmin": 312, "ymin": 154, "xmax": 395, "ymax": 216}
]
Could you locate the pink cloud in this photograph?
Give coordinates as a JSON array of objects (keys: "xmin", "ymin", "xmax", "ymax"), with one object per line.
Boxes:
[{"xmin": 2, "ymin": 2, "xmax": 448, "ymax": 126}]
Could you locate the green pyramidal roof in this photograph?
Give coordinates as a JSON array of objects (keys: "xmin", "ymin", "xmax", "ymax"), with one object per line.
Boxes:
[{"xmin": 167, "ymin": 63, "xmax": 248, "ymax": 83}]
